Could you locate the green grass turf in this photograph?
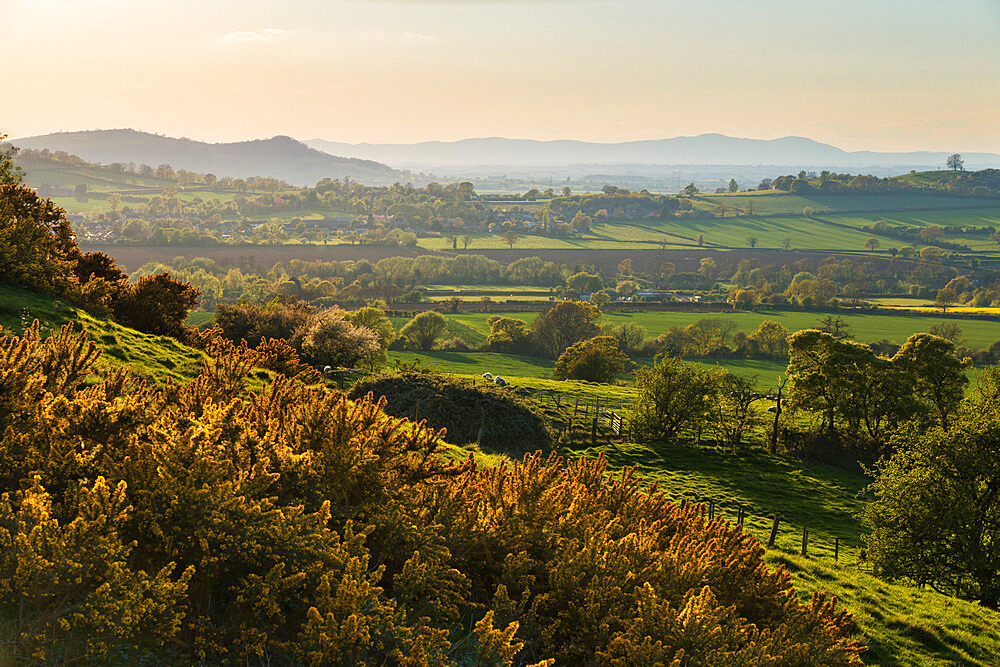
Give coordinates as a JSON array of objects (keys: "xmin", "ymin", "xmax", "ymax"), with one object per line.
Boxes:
[
  {"xmin": 768, "ymin": 552, "xmax": 1000, "ymax": 666},
  {"xmin": 417, "ymin": 216, "xmax": 906, "ymax": 252},
  {"xmin": 184, "ymin": 310, "xmax": 217, "ymax": 328},
  {"xmin": 423, "ymin": 197, "xmax": 999, "ymax": 253},
  {"xmin": 389, "ymin": 350, "xmax": 788, "ymax": 388},
  {"xmin": 629, "ymin": 215, "xmax": 904, "ymax": 250},
  {"xmin": 389, "ymin": 350, "xmax": 555, "ymax": 379}
]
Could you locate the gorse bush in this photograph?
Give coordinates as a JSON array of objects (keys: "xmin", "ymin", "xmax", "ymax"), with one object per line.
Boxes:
[{"xmin": 0, "ymin": 323, "xmax": 864, "ymax": 664}]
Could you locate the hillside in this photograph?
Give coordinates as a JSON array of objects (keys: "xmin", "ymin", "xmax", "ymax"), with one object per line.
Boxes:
[
  {"xmin": 567, "ymin": 437, "xmax": 1000, "ymax": 666},
  {"xmin": 9, "ymin": 129, "xmax": 407, "ymax": 186},
  {"xmin": 0, "ymin": 284, "xmax": 209, "ymax": 384}
]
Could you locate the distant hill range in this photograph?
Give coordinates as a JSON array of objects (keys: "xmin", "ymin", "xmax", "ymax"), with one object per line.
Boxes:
[
  {"xmin": 306, "ymin": 134, "xmax": 1000, "ymax": 173},
  {"xmin": 12, "ymin": 129, "xmax": 1000, "ymax": 187},
  {"xmin": 10, "ymin": 129, "xmax": 406, "ymax": 186}
]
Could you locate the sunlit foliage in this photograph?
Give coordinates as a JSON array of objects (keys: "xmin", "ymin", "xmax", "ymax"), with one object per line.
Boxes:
[{"xmin": 0, "ymin": 323, "xmax": 862, "ymax": 663}]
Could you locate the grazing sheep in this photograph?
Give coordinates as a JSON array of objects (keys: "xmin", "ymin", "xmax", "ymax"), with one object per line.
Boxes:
[
  {"xmin": 482, "ymin": 372, "xmax": 494, "ymax": 380},
  {"xmin": 493, "ymin": 376, "xmax": 507, "ymax": 387}
]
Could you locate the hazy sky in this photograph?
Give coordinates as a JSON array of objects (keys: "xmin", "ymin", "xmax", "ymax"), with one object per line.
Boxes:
[{"xmin": 3, "ymin": 0, "xmax": 999, "ymax": 151}]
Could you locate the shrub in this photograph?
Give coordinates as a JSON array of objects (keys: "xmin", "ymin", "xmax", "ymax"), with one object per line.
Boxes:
[
  {"xmin": 111, "ymin": 272, "xmax": 200, "ymax": 337},
  {"xmin": 215, "ymin": 298, "xmax": 314, "ymax": 347},
  {"xmin": 435, "ymin": 336, "xmax": 471, "ymax": 351},
  {"xmin": 486, "ymin": 316, "xmax": 531, "ymax": 353},
  {"xmin": 299, "ymin": 307, "xmax": 381, "ymax": 368},
  {"xmin": 400, "ymin": 310, "xmax": 447, "ymax": 350},
  {"xmin": 349, "ymin": 306, "xmax": 395, "ymax": 369},
  {"xmin": 349, "ymin": 372, "xmax": 552, "ymax": 455},
  {"xmin": 629, "ymin": 355, "xmax": 720, "ymax": 442},
  {"xmin": 553, "ymin": 335, "xmax": 628, "ymax": 383}
]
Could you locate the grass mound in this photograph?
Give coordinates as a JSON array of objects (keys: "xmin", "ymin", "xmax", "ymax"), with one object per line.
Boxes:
[
  {"xmin": 348, "ymin": 371, "xmax": 552, "ymax": 455},
  {"xmin": 0, "ymin": 284, "xmax": 205, "ymax": 384}
]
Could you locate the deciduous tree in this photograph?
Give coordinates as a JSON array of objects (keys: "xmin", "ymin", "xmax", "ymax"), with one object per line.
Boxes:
[
  {"xmin": 629, "ymin": 355, "xmax": 719, "ymax": 441},
  {"xmin": 553, "ymin": 335, "xmax": 629, "ymax": 383},
  {"xmin": 892, "ymin": 332, "xmax": 968, "ymax": 429},
  {"xmin": 863, "ymin": 408, "xmax": 1000, "ymax": 607},
  {"xmin": 531, "ymin": 300, "xmax": 599, "ymax": 357},
  {"xmin": 400, "ymin": 310, "xmax": 448, "ymax": 350}
]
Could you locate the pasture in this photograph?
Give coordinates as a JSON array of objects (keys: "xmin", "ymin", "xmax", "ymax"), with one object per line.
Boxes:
[
  {"xmin": 697, "ymin": 191, "xmax": 995, "ymax": 215},
  {"xmin": 562, "ymin": 434, "xmax": 1000, "ymax": 665},
  {"xmin": 418, "ymin": 205, "xmax": 1000, "ymax": 253},
  {"xmin": 444, "ymin": 308, "xmax": 1000, "ymax": 350},
  {"xmin": 388, "ymin": 350, "xmax": 789, "ymax": 388}
]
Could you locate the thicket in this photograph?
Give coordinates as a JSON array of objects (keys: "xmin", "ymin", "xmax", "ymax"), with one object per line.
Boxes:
[
  {"xmin": 214, "ymin": 299, "xmax": 395, "ymax": 370},
  {"xmin": 0, "ymin": 324, "xmax": 864, "ymax": 663},
  {"xmin": 347, "ymin": 372, "xmax": 552, "ymax": 455}
]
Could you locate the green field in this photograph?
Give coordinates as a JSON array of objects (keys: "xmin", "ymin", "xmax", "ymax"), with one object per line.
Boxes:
[
  {"xmin": 388, "ymin": 350, "xmax": 788, "ymax": 388},
  {"xmin": 697, "ymin": 191, "xmax": 995, "ymax": 215},
  {"xmin": 415, "ymin": 190, "xmax": 1000, "ymax": 253},
  {"xmin": 443, "ymin": 308, "xmax": 1000, "ymax": 350}
]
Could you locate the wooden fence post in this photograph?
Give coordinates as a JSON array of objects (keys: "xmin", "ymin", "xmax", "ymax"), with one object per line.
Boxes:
[
  {"xmin": 708, "ymin": 501, "xmax": 715, "ymax": 520},
  {"xmin": 591, "ymin": 416, "xmax": 598, "ymax": 445},
  {"xmin": 800, "ymin": 526, "xmax": 809, "ymax": 556},
  {"xmin": 834, "ymin": 537, "xmax": 839, "ymax": 562},
  {"xmin": 767, "ymin": 516, "xmax": 779, "ymax": 548},
  {"xmin": 737, "ymin": 508, "xmax": 744, "ymax": 526}
]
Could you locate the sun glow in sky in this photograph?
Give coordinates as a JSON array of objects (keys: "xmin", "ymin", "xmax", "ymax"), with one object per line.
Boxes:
[{"xmin": 2, "ymin": 0, "xmax": 999, "ymax": 151}]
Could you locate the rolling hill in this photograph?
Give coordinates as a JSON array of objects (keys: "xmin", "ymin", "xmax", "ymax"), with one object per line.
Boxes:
[{"xmin": 9, "ymin": 129, "xmax": 408, "ymax": 186}]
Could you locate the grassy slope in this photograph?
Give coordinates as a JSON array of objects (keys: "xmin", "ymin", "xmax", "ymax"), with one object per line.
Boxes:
[
  {"xmin": 0, "ymin": 284, "xmax": 207, "ymax": 384},
  {"xmin": 16, "ymin": 155, "xmax": 308, "ymax": 216},
  {"xmin": 7, "ymin": 284, "xmax": 998, "ymax": 663},
  {"xmin": 388, "ymin": 350, "xmax": 788, "ymax": 388},
  {"xmin": 771, "ymin": 553, "xmax": 1000, "ymax": 666},
  {"xmin": 559, "ymin": 436, "xmax": 1000, "ymax": 665}
]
